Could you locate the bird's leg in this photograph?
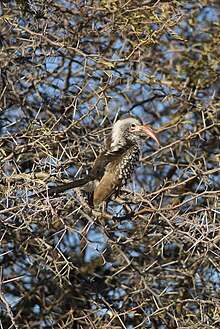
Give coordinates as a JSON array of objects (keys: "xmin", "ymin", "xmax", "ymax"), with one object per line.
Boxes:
[
  {"xmin": 123, "ymin": 201, "xmax": 132, "ymax": 213},
  {"xmin": 102, "ymin": 200, "xmax": 108, "ymax": 214},
  {"xmin": 115, "ymin": 196, "xmax": 132, "ymax": 214}
]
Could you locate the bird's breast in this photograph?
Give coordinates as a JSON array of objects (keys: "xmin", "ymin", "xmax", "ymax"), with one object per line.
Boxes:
[
  {"xmin": 92, "ymin": 145, "xmax": 140, "ymax": 205},
  {"xmin": 116, "ymin": 147, "xmax": 140, "ymax": 185}
]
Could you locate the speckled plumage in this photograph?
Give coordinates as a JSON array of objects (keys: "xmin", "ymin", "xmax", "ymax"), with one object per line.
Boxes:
[
  {"xmin": 83, "ymin": 117, "xmax": 159, "ymax": 206},
  {"xmin": 117, "ymin": 145, "xmax": 140, "ymax": 182},
  {"xmin": 92, "ymin": 143, "xmax": 141, "ymax": 205},
  {"xmin": 46, "ymin": 117, "xmax": 159, "ymax": 206},
  {"xmin": 91, "ymin": 117, "xmax": 159, "ymax": 206}
]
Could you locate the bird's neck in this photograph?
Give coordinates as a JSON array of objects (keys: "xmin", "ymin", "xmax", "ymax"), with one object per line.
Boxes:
[
  {"xmin": 110, "ymin": 136, "xmax": 126, "ymax": 149},
  {"xmin": 110, "ymin": 138, "xmax": 141, "ymax": 152}
]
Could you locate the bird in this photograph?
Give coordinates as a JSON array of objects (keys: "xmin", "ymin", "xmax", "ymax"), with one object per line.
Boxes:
[{"xmin": 45, "ymin": 117, "xmax": 160, "ymax": 206}]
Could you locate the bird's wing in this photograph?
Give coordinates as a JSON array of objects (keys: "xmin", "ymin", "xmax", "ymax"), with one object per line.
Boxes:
[
  {"xmin": 92, "ymin": 144, "xmax": 140, "ymax": 205},
  {"xmin": 86, "ymin": 145, "xmax": 132, "ymax": 206},
  {"xmin": 90, "ymin": 143, "xmax": 133, "ymax": 180},
  {"xmin": 93, "ymin": 159, "xmax": 122, "ymax": 206}
]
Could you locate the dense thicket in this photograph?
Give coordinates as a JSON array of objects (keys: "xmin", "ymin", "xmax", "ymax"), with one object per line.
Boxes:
[{"xmin": 0, "ymin": 0, "xmax": 219, "ymax": 328}]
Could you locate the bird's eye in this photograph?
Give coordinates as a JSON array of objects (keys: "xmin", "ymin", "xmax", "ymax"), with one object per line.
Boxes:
[{"xmin": 131, "ymin": 123, "xmax": 136, "ymax": 128}]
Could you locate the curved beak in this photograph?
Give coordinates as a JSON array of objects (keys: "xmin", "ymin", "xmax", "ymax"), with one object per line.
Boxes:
[{"xmin": 139, "ymin": 125, "xmax": 160, "ymax": 145}]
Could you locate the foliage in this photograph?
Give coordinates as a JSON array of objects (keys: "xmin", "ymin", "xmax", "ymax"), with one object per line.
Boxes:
[{"xmin": 0, "ymin": 0, "xmax": 219, "ymax": 328}]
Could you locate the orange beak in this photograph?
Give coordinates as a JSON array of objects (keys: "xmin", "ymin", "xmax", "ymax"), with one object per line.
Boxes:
[{"xmin": 139, "ymin": 125, "xmax": 160, "ymax": 145}]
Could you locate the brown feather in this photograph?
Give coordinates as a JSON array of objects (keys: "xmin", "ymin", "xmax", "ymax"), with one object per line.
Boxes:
[
  {"xmin": 41, "ymin": 118, "xmax": 159, "ymax": 205},
  {"xmin": 93, "ymin": 163, "xmax": 122, "ymax": 205},
  {"xmin": 93, "ymin": 144, "xmax": 139, "ymax": 205}
]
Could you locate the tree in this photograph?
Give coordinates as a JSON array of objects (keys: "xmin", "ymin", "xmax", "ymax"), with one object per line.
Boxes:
[{"xmin": 0, "ymin": 0, "xmax": 219, "ymax": 328}]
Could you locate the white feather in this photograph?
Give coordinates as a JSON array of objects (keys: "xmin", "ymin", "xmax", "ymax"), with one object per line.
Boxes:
[{"xmin": 111, "ymin": 118, "xmax": 140, "ymax": 147}]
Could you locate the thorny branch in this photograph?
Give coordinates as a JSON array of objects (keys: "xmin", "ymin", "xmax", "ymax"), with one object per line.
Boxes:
[{"xmin": 0, "ymin": 0, "xmax": 219, "ymax": 328}]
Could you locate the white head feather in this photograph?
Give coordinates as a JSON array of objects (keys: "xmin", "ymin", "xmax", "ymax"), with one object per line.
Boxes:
[{"xmin": 111, "ymin": 118, "xmax": 140, "ymax": 147}]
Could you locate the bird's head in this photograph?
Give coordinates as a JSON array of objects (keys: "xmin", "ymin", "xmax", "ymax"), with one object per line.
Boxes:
[{"xmin": 111, "ymin": 117, "xmax": 160, "ymax": 147}]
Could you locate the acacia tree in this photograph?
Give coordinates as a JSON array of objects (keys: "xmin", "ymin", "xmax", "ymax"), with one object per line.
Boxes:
[{"xmin": 0, "ymin": 0, "xmax": 219, "ymax": 328}]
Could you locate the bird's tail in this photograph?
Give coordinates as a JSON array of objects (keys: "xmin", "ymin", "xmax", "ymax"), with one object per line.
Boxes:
[{"xmin": 33, "ymin": 176, "xmax": 91, "ymax": 197}]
